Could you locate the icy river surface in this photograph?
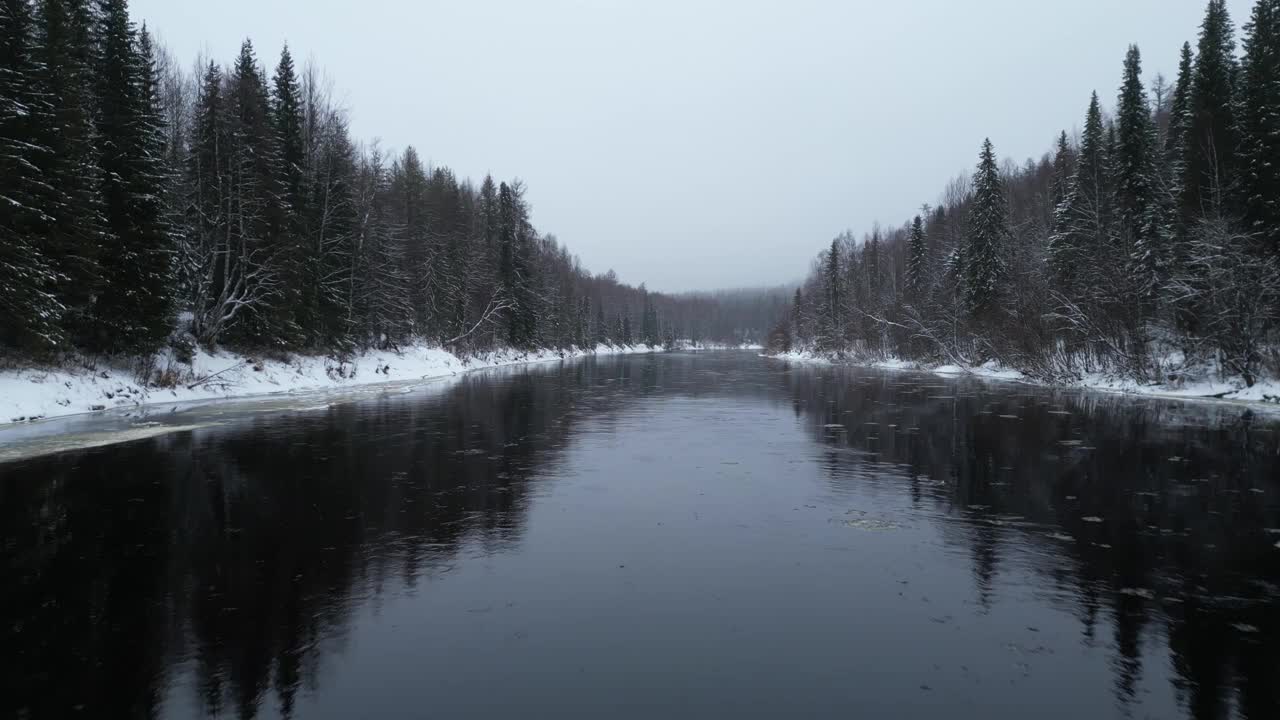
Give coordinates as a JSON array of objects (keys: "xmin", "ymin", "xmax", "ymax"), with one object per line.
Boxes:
[{"xmin": 2, "ymin": 350, "xmax": 1279, "ymax": 719}]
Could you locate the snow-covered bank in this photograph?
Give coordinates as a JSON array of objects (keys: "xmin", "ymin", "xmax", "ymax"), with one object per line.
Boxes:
[
  {"xmin": 767, "ymin": 350, "xmax": 1280, "ymax": 407},
  {"xmin": 0, "ymin": 343, "xmax": 658, "ymax": 425},
  {"xmin": 686, "ymin": 342, "xmax": 764, "ymax": 351},
  {"xmin": 766, "ymin": 351, "xmax": 1029, "ymax": 382}
]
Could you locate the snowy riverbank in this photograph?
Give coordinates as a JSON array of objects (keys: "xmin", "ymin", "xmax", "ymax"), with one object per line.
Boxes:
[
  {"xmin": 766, "ymin": 350, "xmax": 1280, "ymax": 407},
  {"xmin": 0, "ymin": 343, "xmax": 661, "ymax": 425}
]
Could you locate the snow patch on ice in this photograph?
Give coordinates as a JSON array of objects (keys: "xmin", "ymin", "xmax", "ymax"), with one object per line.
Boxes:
[{"xmin": 0, "ymin": 423, "xmax": 213, "ymax": 464}]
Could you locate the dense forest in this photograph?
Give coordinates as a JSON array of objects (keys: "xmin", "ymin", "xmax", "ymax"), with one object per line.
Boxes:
[
  {"xmin": 776, "ymin": 0, "xmax": 1280, "ymax": 388},
  {"xmin": 0, "ymin": 0, "xmax": 778, "ymax": 371}
]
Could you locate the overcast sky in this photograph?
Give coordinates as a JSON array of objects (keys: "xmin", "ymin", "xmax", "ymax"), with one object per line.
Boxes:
[{"xmin": 131, "ymin": 0, "xmax": 1251, "ymax": 292}]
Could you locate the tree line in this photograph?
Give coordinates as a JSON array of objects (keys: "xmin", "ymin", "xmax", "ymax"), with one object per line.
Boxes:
[
  {"xmin": 0, "ymin": 0, "xmax": 776, "ymax": 366},
  {"xmin": 777, "ymin": 0, "xmax": 1280, "ymax": 387}
]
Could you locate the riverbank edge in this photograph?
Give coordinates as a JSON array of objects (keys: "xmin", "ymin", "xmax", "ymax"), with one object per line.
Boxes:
[
  {"xmin": 0, "ymin": 343, "xmax": 676, "ymax": 426},
  {"xmin": 764, "ymin": 350, "xmax": 1280, "ymax": 409}
]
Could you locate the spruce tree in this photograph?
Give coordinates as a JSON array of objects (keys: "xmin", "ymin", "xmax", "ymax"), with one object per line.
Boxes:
[
  {"xmin": 1113, "ymin": 45, "xmax": 1162, "ymax": 301},
  {"xmin": 1050, "ymin": 131, "xmax": 1073, "ymax": 211},
  {"xmin": 34, "ymin": 0, "xmax": 105, "ymax": 340},
  {"xmin": 906, "ymin": 214, "xmax": 927, "ymax": 299},
  {"xmin": 865, "ymin": 230, "xmax": 881, "ymax": 301},
  {"xmin": 422, "ymin": 167, "xmax": 471, "ymax": 341},
  {"xmin": 355, "ymin": 148, "xmax": 412, "ymax": 347},
  {"xmin": 91, "ymin": 1, "xmax": 174, "ymax": 353},
  {"xmin": 305, "ymin": 115, "xmax": 359, "ymax": 348},
  {"xmin": 396, "ymin": 147, "xmax": 429, "ymax": 328},
  {"xmin": 576, "ymin": 295, "xmax": 590, "ymax": 349},
  {"xmin": 1047, "ymin": 133, "xmax": 1075, "ymax": 294},
  {"xmin": 791, "ymin": 287, "xmax": 805, "ymax": 344},
  {"xmin": 479, "ymin": 174, "xmax": 498, "ymax": 248},
  {"xmin": 1048, "ymin": 94, "xmax": 1110, "ymax": 301},
  {"xmin": 272, "ymin": 45, "xmax": 305, "ymax": 216},
  {"xmin": 271, "ymin": 44, "xmax": 307, "ymax": 342},
  {"xmin": 184, "ymin": 61, "xmax": 227, "ymax": 323},
  {"xmin": 594, "ymin": 303, "xmax": 607, "ymax": 346},
  {"xmin": 1167, "ymin": 43, "xmax": 1194, "ymax": 172},
  {"xmin": 1239, "ymin": 0, "xmax": 1280, "ymax": 250},
  {"xmin": 1158, "ymin": 43, "xmax": 1195, "ymax": 255},
  {"xmin": 642, "ymin": 294, "xmax": 658, "ymax": 346},
  {"xmin": 498, "ymin": 180, "xmax": 518, "ymax": 344},
  {"xmin": 963, "ymin": 139, "xmax": 1010, "ymax": 321},
  {"xmin": 818, "ymin": 238, "xmax": 842, "ymax": 351},
  {"xmin": 227, "ymin": 38, "xmax": 290, "ymax": 347},
  {"xmin": 0, "ymin": 0, "xmax": 65, "ymax": 352},
  {"xmin": 498, "ymin": 181, "xmax": 536, "ymax": 348},
  {"xmin": 1183, "ymin": 0, "xmax": 1238, "ymax": 220}
]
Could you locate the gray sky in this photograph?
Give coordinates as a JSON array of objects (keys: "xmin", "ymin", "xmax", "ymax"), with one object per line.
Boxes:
[{"xmin": 132, "ymin": 0, "xmax": 1251, "ymax": 292}]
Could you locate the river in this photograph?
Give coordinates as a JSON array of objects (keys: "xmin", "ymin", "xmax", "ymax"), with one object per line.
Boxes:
[{"xmin": 2, "ymin": 350, "xmax": 1278, "ymax": 719}]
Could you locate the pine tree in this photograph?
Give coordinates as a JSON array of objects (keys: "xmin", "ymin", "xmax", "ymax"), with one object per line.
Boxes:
[
  {"xmin": 963, "ymin": 139, "xmax": 1010, "ymax": 321},
  {"xmin": 1239, "ymin": 0, "xmax": 1280, "ymax": 250},
  {"xmin": 91, "ymin": 1, "xmax": 174, "ymax": 353},
  {"xmin": 34, "ymin": 0, "xmax": 105, "ymax": 340},
  {"xmin": 906, "ymin": 214, "xmax": 927, "ymax": 299},
  {"xmin": 1183, "ymin": 0, "xmax": 1239, "ymax": 220},
  {"xmin": 1113, "ymin": 45, "xmax": 1162, "ymax": 301},
  {"xmin": 1048, "ymin": 94, "xmax": 1110, "ymax": 301},
  {"xmin": 0, "ymin": 0, "xmax": 65, "ymax": 351}
]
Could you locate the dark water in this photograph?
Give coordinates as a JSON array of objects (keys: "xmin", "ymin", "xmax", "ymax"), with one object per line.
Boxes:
[{"xmin": 3, "ymin": 351, "xmax": 1280, "ymax": 720}]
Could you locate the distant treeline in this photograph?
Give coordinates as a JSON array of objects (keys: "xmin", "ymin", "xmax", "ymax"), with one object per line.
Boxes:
[
  {"xmin": 0, "ymin": 0, "xmax": 780, "ymax": 363},
  {"xmin": 777, "ymin": 0, "xmax": 1280, "ymax": 386}
]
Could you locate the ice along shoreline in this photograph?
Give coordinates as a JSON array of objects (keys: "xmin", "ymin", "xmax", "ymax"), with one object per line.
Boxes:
[{"xmin": 765, "ymin": 350, "xmax": 1280, "ymax": 410}]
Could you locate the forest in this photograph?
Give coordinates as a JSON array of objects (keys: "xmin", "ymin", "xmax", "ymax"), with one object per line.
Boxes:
[
  {"xmin": 777, "ymin": 0, "xmax": 1280, "ymax": 388},
  {"xmin": 0, "ymin": 0, "xmax": 778, "ymax": 371}
]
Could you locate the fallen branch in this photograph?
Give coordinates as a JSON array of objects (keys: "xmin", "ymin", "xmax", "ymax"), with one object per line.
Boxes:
[
  {"xmin": 187, "ymin": 361, "xmax": 249, "ymax": 390},
  {"xmin": 443, "ymin": 292, "xmax": 514, "ymax": 347}
]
